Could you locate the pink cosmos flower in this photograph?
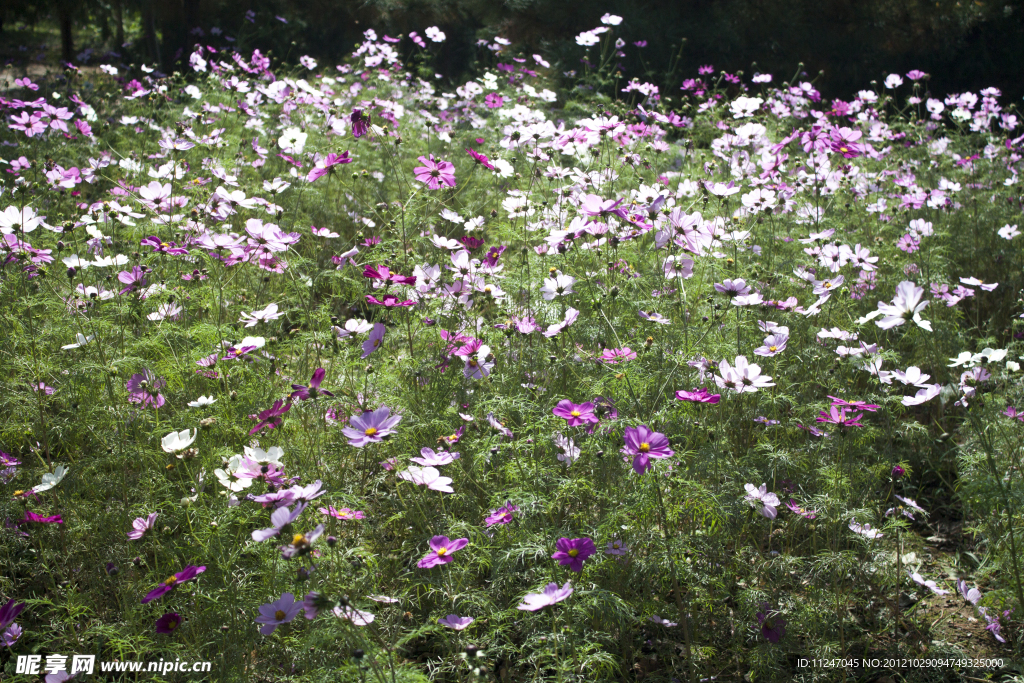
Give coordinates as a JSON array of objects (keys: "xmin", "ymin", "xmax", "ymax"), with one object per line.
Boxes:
[
  {"xmin": 413, "ymin": 155, "xmax": 456, "ymax": 189},
  {"xmin": 517, "ymin": 582, "xmax": 573, "ymax": 611},
  {"xmin": 305, "ymin": 152, "xmax": 352, "ymax": 182},
  {"xmin": 417, "ymin": 535, "xmax": 468, "ymax": 568},
  {"xmin": 319, "ymin": 506, "xmax": 365, "ymax": 520},
  {"xmin": 366, "ymin": 293, "xmax": 415, "ymax": 307},
  {"xmin": 128, "ymin": 512, "xmax": 158, "ymax": 540},
  {"xmin": 744, "ymin": 483, "xmax": 780, "ymax": 519},
  {"xmin": 600, "ymin": 348, "xmax": 636, "ymax": 364},
  {"xmin": 438, "ymin": 614, "xmax": 475, "ymax": 630},
  {"xmin": 485, "ymin": 501, "xmax": 518, "ymax": 527},
  {"xmin": 674, "ymin": 388, "xmax": 721, "ymax": 403},
  {"xmin": 816, "ymin": 405, "xmax": 865, "ymax": 429}
]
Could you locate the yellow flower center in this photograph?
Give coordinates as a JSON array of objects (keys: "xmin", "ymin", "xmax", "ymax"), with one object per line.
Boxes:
[
  {"xmin": 469, "ymin": 359, "xmax": 478, "ymax": 367},
  {"xmin": 364, "ymin": 427, "xmax": 378, "ymax": 436},
  {"xmin": 167, "ymin": 619, "xmax": 179, "ymax": 630},
  {"xmin": 824, "ymin": 282, "xmax": 832, "ymax": 288},
  {"xmin": 568, "ymin": 549, "xmax": 579, "ymax": 558},
  {"xmin": 570, "ymin": 410, "xmax": 581, "ymax": 417},
  {"xmin": 292, "ymin": 533, "xmax": 305, "ymax": 545},
  {"xmin": 165, "ymin": 576, "xmax": 178, "ymax": 586},
  {"xmin": 13, "ymin": 490, "xmax": 24, "ymax": 497},
  {"xmin": 769, "ymin": 346, "xmax": 777, "ymax": 352},
  {"xmin": 639, "ymin": 443, "xmax": 651, "ymax": 453},
  {"xmin": 436, "ymin": 547, "xmax": 448, "ymax": 556},
  {"xmin": 274, "ymin": 610, "xmax": 286, "ymax": 621}
]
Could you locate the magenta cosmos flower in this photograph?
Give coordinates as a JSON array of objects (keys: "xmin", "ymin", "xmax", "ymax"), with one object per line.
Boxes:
[
  {"xmin": 815, "ymin": 405, "xmax": 864, "ymax": 429},
  {"xmin": 126, "ymin": 369, "xmax": 166, "ymax": 408},
  {"xmin": 290, "ymin": 368, "xmax": 334, "ymax": 401},
  {"xmin": 366, "ymin": 293, "xmax": 415, "ymax": 307},
  {"xmin": 342, "ymin": 406, "xmax": 402, "ymax": 447},
  {"xmin": 141, "ymin": 565, "xmax": 206, "ymax": 604},
  {"xmin": 155, "ymin": 612, "xmax": 182, "ymax": 634},
  {"xmin": 413, "ymin": 155, "xmax": 456, "ymax": 189},
  {"xmin": 485, "ymin": 501, "xmax": 518, "ymax": 527},
  {"xmin": 621, "ymin": 425, "xmax": 674, "ymax": 474},
  {"xmin": 551, "ymin": 537, "xmax": 596, "ymax": 572},
  {"xmin": 517, "ymin": 582, "xmax": 573, "ymax": 611},
  {"xmin": 552, "ymin": 400, "xmax": 599, "ymax": 426},
  {"xmin": 674, "ymin": 388, "xmax": 720, "ymax": 403},
  {"xmin": 756, "ymin": 604, "xmax": 786, "ymax": 644},
  {"xmin": 418, "ymin": 535, "xmax": 469, "ymax": 568}
]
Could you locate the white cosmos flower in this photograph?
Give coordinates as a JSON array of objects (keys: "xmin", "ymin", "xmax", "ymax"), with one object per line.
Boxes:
[
  {"xmin": 397, "ymin": 466, "xmax": 453, "ymax": 493},
  {"xmin": 188, "ymin": 395, "xmax": 217, "ymax": 407},
  {"xmin": 161, "ymin": 429, "xmax": 198, "ymax": 453},
  {"xmin": 278, "ymin": 127, "xmax": 308, "ymax": 154},
  {"xmin": 31, "ymin": 465, "xmax": 69, "ymax": 494},
  {"xmin": 61, "ymin": 333, "xmax": 95, "ymax": 350},
  {"xmin": 243, "ymin": 445, "xmax": 284, "ymax": 464}
]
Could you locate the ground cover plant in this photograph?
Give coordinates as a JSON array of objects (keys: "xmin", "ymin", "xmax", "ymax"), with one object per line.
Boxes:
[{"xmin": 1, "ymin": 14, "xmax": 1024, "ymax": 683}]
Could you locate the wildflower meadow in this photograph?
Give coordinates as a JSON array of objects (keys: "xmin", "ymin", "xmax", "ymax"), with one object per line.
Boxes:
[{"xmin": 2, "ymin": 13, "xmax": 1024, "ymax": 683}]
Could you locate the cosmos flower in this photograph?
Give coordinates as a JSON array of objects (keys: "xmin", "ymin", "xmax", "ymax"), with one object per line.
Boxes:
[
  {"xmin": 674, "ymin": 388, "xmax": 720, "ymax": 403},
  {"xmin": 155, "ymin": 612, "xmax": 183, "ymax": 634},
  {"xmin": 908, "ymin": 571, "xmax": 950, "ymax": 596},
  {"xmin": 256, "ymin": 592, "xmax": 303, "ymax": 635},
  {"xmin": 397, "ymin": 466, "xmax": 454, "ymax": 493},
  {"xmin": 517, "ymin": 582, "xmax": 573, "ymax": 611},
  {"xmin": 410, "ymin": 448, "xmax": 460, "ymax": 466},
  {"xmin": 849, "ymin": 520, "xmax": 883, "ymax": 539},
  {"xmin": 252, "ymin": 502, "xmax": 308, "ymax": 542},
  {"xmin": 361, "ymin": 323, "xmax": 385, "ymax": 358},
  {"xmin": 413, "ymin": 155, "xmax": 456, "ymax": 189},
  {"xmin": 319, "ymin": 506, "xmax": 365, "ymax": 520},
  {"xmin": 128, "ymin": 512, "xmax": 158, "ymax": 540},
  {"xmin": 605, "ymin": 539, "xmax": 629, "ymax": 555},
  {"xmin": 342, "ymin": 407, "xmax": 402, "ymax": 447},
  {"xmin": 816, "ymin": 406, "xmax": 865, "ymax": 429},
  {"xmin": 744, "ymin": 483, "xmax": 780, "ymax": 519},
  {"xmin": 600, "ymin": 348, "xmax": 636, "ymax": 364},
  {"xmin": 290, "ymin": 368, "xmax": 334, "ymax": 401},
  {"xmin": 756, "ymin": 605, "xmax": 786, "ymax": 643},
  {"xmin": 418, "ymin": 536, "xmax": 468, "ymax": 568},
  {"xmin": 161, "ymin": 429, "xmax": 197, "ymax": 453},
  {"xmin": 552, "ymin": 400, "xmax": 599, "ymax": 426},
  {"xmin": 126, "ymin": 369, "xmax": 166, "ymax": 408},
  {"xmin": 141, "ymin": 565, "xmax": 206, "ymax": 604},
  {"xmin": 334, "ymin": 606, "xmax": 375, "ymax": 625},
  {"xmin": 485, "ymin": 501, "xmax": 518, "ymax": 527},
  {"xmin": 438, "ymin": 614, "xmax": 474, "ymax": 630},
  {"xmin": 621, "ymin": 425, "xmax": 674, "ymax": 474}
]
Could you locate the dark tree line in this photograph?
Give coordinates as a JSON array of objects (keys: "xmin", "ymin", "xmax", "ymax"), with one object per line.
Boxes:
[{"xmin": 2, "ymin": 0, "xmax": 1022, "ymax": 103}]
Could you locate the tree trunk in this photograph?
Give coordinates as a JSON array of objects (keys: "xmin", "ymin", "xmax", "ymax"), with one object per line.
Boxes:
[
  {"xmin": 142, "ymin": 0, "xmax": 161, "ymax": 67},
  {"xmin": 114, "ymin": 0, "xmax": 125, "ymax": 49},
  {"xmin": 59, "ymin": 5, "xmax": 74, "ymax": 63}
]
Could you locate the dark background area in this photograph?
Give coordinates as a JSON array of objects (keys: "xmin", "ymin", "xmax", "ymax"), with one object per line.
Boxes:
[{"xmin": 2, "ymin": 0, "xmax": 1022, "ymax": 103}]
